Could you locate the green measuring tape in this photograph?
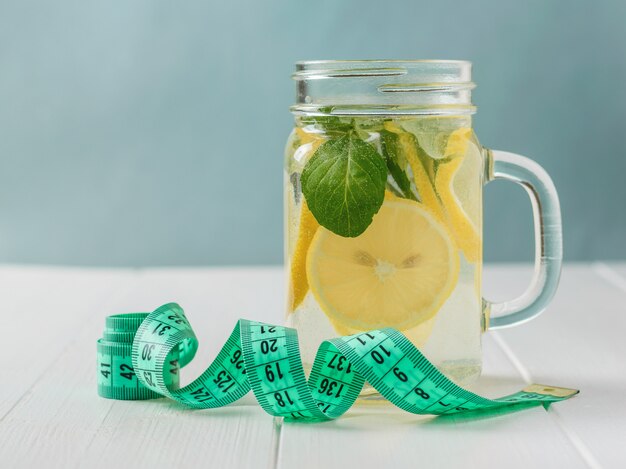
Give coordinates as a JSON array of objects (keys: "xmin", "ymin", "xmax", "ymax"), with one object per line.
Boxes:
[{"xmin": 97, "ymin": 303, "xmax": 578, "ymax": 420}]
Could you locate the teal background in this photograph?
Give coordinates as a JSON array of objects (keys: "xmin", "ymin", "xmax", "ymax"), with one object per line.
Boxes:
[{"xmin": 0, "ymin": 0, "xmax": 624, "ymax": 266}]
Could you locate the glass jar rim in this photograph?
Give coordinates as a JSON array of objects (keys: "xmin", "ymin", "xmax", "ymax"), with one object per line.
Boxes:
[
  {"xmin": 295, "ymin": 59, "xmax": 471, "ymax": 66},
  {"xmin": 293, "ymin": 59, "xmax": 472, "ymax": 79},
  {"xmin": 292, "ymin": 59, "xmax": 475, "ymax": 116}
]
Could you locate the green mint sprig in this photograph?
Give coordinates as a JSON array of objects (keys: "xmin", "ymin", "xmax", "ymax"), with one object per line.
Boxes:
[
  {"xmin": 379, "ymin": 129, "xmax": 417, "ymax": 201},
  {"xmin": 301, "ymin": 131, "xmax": 387, "ymax": 238}
]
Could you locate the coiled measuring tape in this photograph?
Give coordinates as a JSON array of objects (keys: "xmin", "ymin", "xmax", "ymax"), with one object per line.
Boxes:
[{"xmin": 97, "ymin": 303, "xmax": 578, "ymax": 420}]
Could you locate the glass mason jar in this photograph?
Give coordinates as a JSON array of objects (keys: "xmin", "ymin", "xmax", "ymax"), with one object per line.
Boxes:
[{"xmin": 284, "ymin": 60, "xmax": 562, "ymax": 386}]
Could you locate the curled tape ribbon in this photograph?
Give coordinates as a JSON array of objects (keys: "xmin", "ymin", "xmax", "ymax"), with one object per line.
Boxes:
[{"xmin": 97, "ymin": 303, "xmax": 578, "ymax": 421}]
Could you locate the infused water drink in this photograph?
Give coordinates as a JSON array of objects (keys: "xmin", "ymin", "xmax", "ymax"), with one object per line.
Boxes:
[{"xmin": 285, "ymin": 114, "xmax": 484, "ymax": 385}]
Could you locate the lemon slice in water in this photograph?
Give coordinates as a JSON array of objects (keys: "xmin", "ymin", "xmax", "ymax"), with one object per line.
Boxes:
[
  {"xmin": 288, "ymin": 201, "xmax": 319, "ymax": 312},
  {"xmin": 306, "ymin": 197, "xmax": 459, "ymax": 330},
  {"xmin": 436, "ymin": 132, "xmax": 482, "ymax": 263},
  {"xmin": 286, "ymin": 130, "xmax": 326, "ymax": 312}
]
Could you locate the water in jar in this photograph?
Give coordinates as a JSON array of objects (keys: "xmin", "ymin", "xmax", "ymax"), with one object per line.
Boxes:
[{"xmin": 285, "ymin": 114, "xmax": 484, "ymax": 387}]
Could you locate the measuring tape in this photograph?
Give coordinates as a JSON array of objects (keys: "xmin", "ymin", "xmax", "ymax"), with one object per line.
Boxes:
[{"xmin": 97, "ymin": 303, "xmax": 578, "ymax": 420}]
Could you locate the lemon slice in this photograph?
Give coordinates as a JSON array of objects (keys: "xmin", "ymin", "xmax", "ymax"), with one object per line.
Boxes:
[
  {"xmin": 288, "ymin": 201, "xmax": 320, "ymax": 312},
  {"xmin": 295, "ymin": 127, "xmax": 325, "ymax": 148},
  {"xmin": 286, "ymin": 130, "xmax": 327, "ymax": 313},
  {"xmin": 306, "ymin": 197, "xmax": 459, "ymax": 330},
  {"xmin": 383, "ymin": 122, "xmax": 446, "ymax": 221},
  {"xmin": 444, "ymin": 127, "xmax": 473, "ymax": 158},
  {"xmin": 436, "ymin": 132, "xmax": 482, "ymax": 263}
]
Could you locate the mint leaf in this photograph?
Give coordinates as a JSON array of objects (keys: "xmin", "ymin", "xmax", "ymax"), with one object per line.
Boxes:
[
  {"xmin": 379, "ymin": 130, "xmax": 417, "ymax": 201},
  {"xmin": 301, "ymin": 132, "xmax": 387, "ymax": 237}
]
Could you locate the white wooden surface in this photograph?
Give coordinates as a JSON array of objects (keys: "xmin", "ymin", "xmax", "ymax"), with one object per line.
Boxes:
[{"xmin": 0, "ymin": 263, "xmax": 624, "ymax": 468}]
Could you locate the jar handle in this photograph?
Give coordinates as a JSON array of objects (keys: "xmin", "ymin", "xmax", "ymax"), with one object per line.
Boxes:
[{"xmin": 483, "ymin": 149, "xmax": 563, "ymax": 330}]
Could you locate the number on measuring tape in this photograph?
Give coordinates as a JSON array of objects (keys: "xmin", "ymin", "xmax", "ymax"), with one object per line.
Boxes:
[
  {"xmin": 100, "ymin": 362, "xmax": 111, "ymax": 379},
  {"xmin": 190, "ymin": 386, "xmax": 213, "ymax": 403},
  {"xmin": 119, "ymin": 364, "xmax": 134, "ymax": 380},
  {"xmin": 327, "ymin": 354, "xmax": 352, "ymax": 373},
  {"xmin": 393, "ymin": 367, "xmax": 408, "ymax": 382},
  {"xmin": 153, "ymin": 323, "xmax": 171, "ymax": 336},
  {"xmin": 370, "ymin": 344, "xmax": 391, "ymax": 364},
  {"xmin": 260, "ymin": 339, "xmax": 278, "ymax": 354},
  {"xmin": 274, "ymin": 390, "xmax": 295, "ymax": 407},
  {"xmin": 265, "ymin": 362, "xmax": 284, "ymax": 382},
  {"xmin": 318, "ymin": 378, "xmax": 344, "ymax": 398},
  {"xmin": 141, "ymin": 344, "xmax": 154, "ymax": 360}
]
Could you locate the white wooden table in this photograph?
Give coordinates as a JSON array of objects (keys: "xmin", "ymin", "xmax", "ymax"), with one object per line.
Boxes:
[{"xmin": 1, "ymin": 263, "xmax": 625, "ymax": 468}]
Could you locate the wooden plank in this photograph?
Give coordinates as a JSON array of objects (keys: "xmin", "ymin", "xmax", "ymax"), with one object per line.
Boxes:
[
  {"xmin": 0, "ymin": 267, "xmax": 283, "ymax": 469},
  {"xmin": 484, "ymin": 263, "xmax": 626, "ymax": 468},
  {"xmin": 0, "ymin": 266, "xmax": 137, "ymax": 419},
  {"xmin": 278, "ymin": 313, "xmax": 586, "ymax": 468}
]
